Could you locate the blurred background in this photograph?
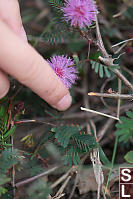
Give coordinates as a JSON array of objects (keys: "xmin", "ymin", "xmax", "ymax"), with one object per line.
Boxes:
[{"xmin": 1, "ymin": 0, "xmax": 133, "ymax": 198}]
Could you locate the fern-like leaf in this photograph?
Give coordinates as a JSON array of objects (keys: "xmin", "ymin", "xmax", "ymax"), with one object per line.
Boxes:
[
  {"xmin": 53, "ymin": 125, "xmax": 98, "ymax": 165},
  {"xmin": 90, "ymin": 60, "xmax": 111, "ymax": 78},
  {"xmin": 52, "ymin": 125, "xmax": 79, "ymax": 147},
  {"xmin": 115, "ymin": 108, "xmax": 133, "ymax": 142},
  {"xmin": 49, "ymin": 0, "xmax": 64, "ymax": 12},
  {"xmin": 43, "ymin": 30, "xmax": 67, "ymax": 45},
  {"xmin": 0, "ymin": 105, "xmax": 9, "ymax": 134}
]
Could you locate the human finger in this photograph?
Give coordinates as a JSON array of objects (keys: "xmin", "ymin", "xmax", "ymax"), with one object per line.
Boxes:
[
  {"xmin": 0, "ymin": 0, "xmax": 27, "ymax": 41},
  {"xmin": 0, "ymin": 20, "xmax": 72, "ymax": 111},
  {"xmin": 0, "ymin": 70, "xmax": 10, "ymax": 99}
]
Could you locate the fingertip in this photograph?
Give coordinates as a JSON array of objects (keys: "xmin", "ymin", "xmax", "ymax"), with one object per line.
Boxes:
[{"xmin": 52, "ymin": 93, "xmax": 72, "ymax": 111}]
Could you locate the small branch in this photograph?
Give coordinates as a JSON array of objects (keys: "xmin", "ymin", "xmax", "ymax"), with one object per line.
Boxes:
[
  {"xmin": 112, "ymin": 38, "xmax": 133, "ymax": 48},
  {"xmin": 68, "ymin": 173, "xmax": 79, "ymax": 199},
  {"xmin": 15, "ymin": 166, "xmax": 59, "ymax": 187},
  {"xmin": 95, "ymin": 14, "xmax": 109, "ymax": 58},
  {"xmin": 88, "ymin": 92, "xmax": 133, "ymax": 100},
  {"xmin": 80, "ymin": 107, "xmax": 119, "ymax": 121},
  {"xmin": 98, "ymin": 118, "xmax": 114, "ymax": 141},
  {"xmin": 95, "ymin": 13, "xmax": 133, "ymax": 93},
  {"xmin": 54, "ymin": 176, "xmax": 71, "ymax": 198},
  {"xmin": 51, "ymin": 167, "xmax": 75, "ymax": 189},
  {"xmin": 100, "ymin": 77, "xmax": 116, "ymax": 111},
  {"xmin": 113, "ymin": 69, "xmax": 133, "ymax": 92},
  {"xmin": 121, "ymin": 65, "xmax": 133, "ymax": 77},
  {"xmin": 117, "ymin": 77, "xmax": 121, "ymax": 118}
]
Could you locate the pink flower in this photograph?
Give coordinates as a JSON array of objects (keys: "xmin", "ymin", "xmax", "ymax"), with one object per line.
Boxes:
[
  {"xmin": 47, "ymin": 55, "xmax": 78, "ymax": 88},
  {"xmin": 62, "ymin": 0, "xmax": 97, "ymax": 28}
]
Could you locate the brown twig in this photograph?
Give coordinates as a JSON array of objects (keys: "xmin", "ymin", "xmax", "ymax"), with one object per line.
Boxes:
[
  {"xmin": 95, "ymin": 14, "xmax": 109, "ymax": 58},
  {"xmin": 97, "ymin": 103, "xmax": 132, "ymax": 142},
  {"xmin": 15, "ymin": 166, "xmax": 59, "ymax": 187},
  {"xmin": 100, "ymin": 76, "xmax": 116, "ymax": 111},
  {"xmin": 54, "ymin": 176, "xmax": 71, "ymax": 198},
  {"xmin": 88, "ymin": 92, "xmax": 133, "ymax": 100},
  {"xmin": 51, "ymin": 167, "xmax": 76, "ymax": 189},
  {"xmin": 121, "ymin": 65, "xmax": 133, "ymax": 77},
  {"xmin": 68, "ymin": 173, "xmax": 79, "ymax": 199},
  {"xmin": 98, "ymin": 118, "xmax": 114, "ymax": 141}
]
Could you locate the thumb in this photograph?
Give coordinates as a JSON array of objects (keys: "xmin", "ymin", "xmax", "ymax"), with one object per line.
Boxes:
[{"xmin": 0, "ymin": 20, "xmax": 72, "ymax": 111}]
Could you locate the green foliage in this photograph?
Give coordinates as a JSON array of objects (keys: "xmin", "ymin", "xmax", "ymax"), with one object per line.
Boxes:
[
  {"xmin": 0, "ymin": 148, "xmax": 24, "ymax": 196},
  {"xmin": 0, "ymin": 148, "xmax": 22, "ymax": 174},
  {"xmin": 43, "ymin": 30, "xmax": 67, "ymax": 45},
  {"xmin": 27, "ymin": 179, "xmax": 51, "ymax": 199},
  {"xmin": 124, "ymin": 6, "xmax": 133, "ymax": 19},
  {"xmin": 62, "ymin": 146, "xmax": 81, "ymax": 166},
  {"xmin": 0, "ymin": 105, "xmax": 9, "ymax": 134},
  {"xmin": 53, "ymin": 125, "xmax": 80, "ymax": 148},
  {"xmin": 49, "ymin": 0, "xmax": 64, "ymax": 12},
  {"xmin": 0, "ymin": 105, "xmax": 16, "ymax": 147},
  {"xmin": 115, "ymin": 109, "xmax": 133, "ymax": 142},
  {"xmin": 99, "ymin": 146, "xmax": 111, "ymax": 167},
  {"xmin": 52, "ymin": 125, "xmax": 98, "ymax": 166},
  {"xmin": 90, "ymin": 60, "xmax": 111, "ymax": 78},
  {"xmin": 124, "ymin": 151, "xmax": 133, "ymax": 163},
  {"xmin": 28, "ymin": 158, "xmax": 45, "ymax": 176}
]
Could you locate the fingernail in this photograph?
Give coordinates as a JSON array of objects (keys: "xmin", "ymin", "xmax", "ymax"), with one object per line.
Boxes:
[
  {"xmin": 52, "ymin": 94, "xmax": 72, "ymax": 111},
  {"xmin": 20, "ymin": 26, "xmax": 28, "ymax": 42}
]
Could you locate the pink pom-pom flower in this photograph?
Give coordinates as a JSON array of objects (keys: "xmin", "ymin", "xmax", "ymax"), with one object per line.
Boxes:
[
  {"xmin": 47, "ymin": 55, "xmax": 78, "ymax": 89},
  {"xmin": 62, "ymin": 0, "xmax": 97, "ymax": 28}
]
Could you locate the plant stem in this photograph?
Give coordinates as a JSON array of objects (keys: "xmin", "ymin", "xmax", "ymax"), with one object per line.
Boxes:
[
  {"xmin": 80, "ymin": 107, "xmax": 119, "ymax": 121},
  {"xmin": 15, "ymin": 166, "xmax": 59, "ymax": 187},
  {"xmin": 105, "ymin": 136, "xmax": 118, "ymax": 189},
  {"xmin": 88, "ymin": 92, "xmax": 133, "ymax": 100},
  {"xmin": 95, "ymin": 13, "xmax": 133, "ymax": 92}
]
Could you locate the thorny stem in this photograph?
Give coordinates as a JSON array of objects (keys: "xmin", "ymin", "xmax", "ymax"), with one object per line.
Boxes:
[
  {"xmin": 113, "ymin": 69, "xmax": 133, "ymax": 92},
  {"xmin": 95, "ymin": 13, "xmax": 133, "ymax": 92},
  {"xmin": 95, "ymin": 14, "xmax": 109, "ymax": 58}
]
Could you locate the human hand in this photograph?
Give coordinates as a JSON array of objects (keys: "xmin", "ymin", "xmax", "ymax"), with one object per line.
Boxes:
[{"xmin": 0, "ymin": 0, "xmax": 72, "ymax": 111}]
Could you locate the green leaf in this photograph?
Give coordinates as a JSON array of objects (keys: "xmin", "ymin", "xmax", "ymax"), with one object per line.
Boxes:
[
  {"xmin": 126, "ymin": 111, "xmax": 133, "ymax": 119},
  {"xmin": 104, "ymin": 66, "xmax": 111, "ymax": 78},
  {"xmin": 115, "ymin": 109, "xmax": 133, "ymax": 142},
  {"xmin": 0, "ymin": 174, "xmax": 10, "ymax": 186},
  {"xmin": 95, "ymin": 63, "xmax": 99, "ymax": 73},
  {"xmin": 99, "ymin": 64, "xmax": 104, "ymax": 78},
  {"xmin": 28, "ymin": 179, "xmax": 51, "ymax": 199},
  {"xmin": 49, "ymin": 0, "xmax": 64, "ymax": 13},
  {"xmin": 3, "ymin": 125, "xmax": 16, "ymax": 140},
  {"xmin": 53, "ymin": 125, "xmax": 79, "ymax": 147},
  {"xmin": 124, "ymin": 151, "xmax": 133, "ymax": 163},
  {"xmin": 90, "ymin": 60, "xmax": 111, "ymax": 78},
  {"xmin": 0, "ymin": 105, "xmax": 9, "ymax": 133},
  {"xmin": 99, "ymin": 146, "xmax": 111, "ymax": 167},
  {"xmin": 0, "ymin": 186, "xmax": 7, "ymax": 197},
  {"xmin": 0, "ymin": 148, "xmax": 20, "ymax": 173}
]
